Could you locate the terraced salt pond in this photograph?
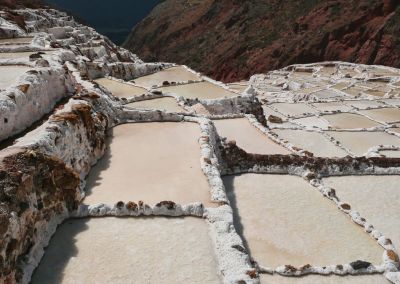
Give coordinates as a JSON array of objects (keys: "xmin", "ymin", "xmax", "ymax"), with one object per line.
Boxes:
[
  {"xmin": 32, "ymin": 217, "xmax": 220, "ymax": 284},
  {"xmin": 323, "ymin": 176, "xmax": 400, "ymax": 248},
  {"xmin": 213, "ymin": 118, "xmax": 290, "ymax": 155},
  {"xmin": 359, "ymin": 108, "xmax": 400, "ymax": 124},
  {"xmin": 260, "ymin": 274, "xmax": 388, "ymax": 284},
  {"xmin": 323, "ymin": 113, "xmax": 381, "ymax": 129},
  {"xmin": 0, "ymin": 51, "xmax": 39, "ymax": 59},
  {"xmin": 270, "ymin": 103, "xmax": 317, "ymax": 117},
  {"xmin": 95, "ymin": 78, "xmax": 148, "ymax": 98},
  {"xmin": 312, "ymin": 102, "xmax": 353, "ymax": 112},
  {"xmin": 158, "ymin": 81, "xmax": 237, "ymax": 99},
  {"xmin": 0, "ymin": 65, "xmax": 31, "ymax": 89},
  {"xmin": 133, "ymin": 66, "xmax": 201, "ymax": 88},
  {"xmin": 227, "ymin": 82, "xmax": 248, "ymax": 93},
  {"xmin": 292, "ymin": 116, "xmax": 330, "ymax": 129},
  {"xmin": 328, "ymin": 131, "xmax": 400, "ymax": 156},
  {"xmin": 0, "ymin": 37, "xmax": 33, "ymax": 44},
  {"xmin": 345, "ymin": 100, "xmax": 385, "ymax": 110},
  {"xmin": 272, "ymin": 129, "xmax": 347, "ymax": 157},
  {"xmin": 126, "ymin": 97, "xmax": 185, "ymax": 113},
  {"xmin": 84, "ymin": 122, "xmax": 214, "ymax": 207},
  {"xmin": 223, "ymin": 174, "xmax": 383, "ymax": 267}
]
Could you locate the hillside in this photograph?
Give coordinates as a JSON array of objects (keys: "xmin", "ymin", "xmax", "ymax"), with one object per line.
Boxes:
[{"xmin": 124, "ymin": 0, "xmax": 400, "ymax": 82}]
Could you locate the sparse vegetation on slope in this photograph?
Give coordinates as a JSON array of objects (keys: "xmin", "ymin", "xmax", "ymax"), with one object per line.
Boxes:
[{"xmin": 124, "ymin": 0, "xmax": 400, "ymax": 82}]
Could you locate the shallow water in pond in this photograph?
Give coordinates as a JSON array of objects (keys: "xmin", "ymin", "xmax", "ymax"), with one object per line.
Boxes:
[
  {"xmin": 327, "ymin": 131, "xmax": 400, "ymax": 156},
  {"xmin": 84, "ymin": 122, "xmax": 215, "ymax": 207},
  {"xmin": 323, "ymin": 176, "xmax": 400, "ymax": 249},
  {"xmin": 95, "ymin": 78, "xmax": 148, "ymax": 98},
  {"xmin": 133, "ymin": 66, "xmax": 201, "ymax": 88},
  {"xmin": 359, "ymin": 108, "xmax": 400, "ymax": 124},
  {"xmin": 159, "ymin": 81, "xmax": 237, "ymax": 99},
  {"xmin": 223, "ymin": 174, "xmax": 383, "ymax": 267},
  {"xmin": 213, "ymin": 118, "xmax": 290, "ymax": 155},
  {"xmin": 323, "ymin": 113, "xmax": 381, "ymax": 129},
  {"xmin": 125, "ymin": 97, "xmax": 185, "ymax": 113},
  {"xmin": 0, "ymin": 65, "xmax": 31, "ymax": 89},
  {"xmin": 270, "ymin": 103, "xmax": 317, "ymax": 117},
  {"xmin": 31, "ymin": 217, "xmax": 220, "ymax": 284},
  {"xmin": 260, "ymin": 274, "xmax": 388, "ymax": 284},
  {"xmin": 272, "ymin": 129, "xmax": 347, "ymax": 157}
]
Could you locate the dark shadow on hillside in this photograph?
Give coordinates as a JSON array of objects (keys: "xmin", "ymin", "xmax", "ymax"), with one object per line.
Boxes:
[{"xmin": 30, "ymin": 218, "xmax": 90, "ymax": 283}]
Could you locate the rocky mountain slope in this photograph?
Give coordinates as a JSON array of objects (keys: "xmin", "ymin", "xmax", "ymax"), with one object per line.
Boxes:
[{"xmin": 124, "ymin": 0, "xmax": 400, "ymax": 82}]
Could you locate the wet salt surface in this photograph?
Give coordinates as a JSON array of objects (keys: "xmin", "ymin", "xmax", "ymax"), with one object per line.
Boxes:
[
  {"xmin": 213, "ymin": 118, "xmax": 290, "ymax": 155},
  {"xmin": 323, "ymin": 175, "xmax": 400, "ymax": 248},
  {"xmin": 125, "ymin": 97, "xmax": 185, "ymax": 113},
  {"xmin": 158, "ymin": 81, "xmax": 237, "ymax": 99},
  {"xmin": 133, "ymin": 66, "xmax": 201, "ymax": 88},
  {"xmin": 327, "ymin": 131, "xmax": 400, "ymax": 156},
  {"xmin": 359, "ymin": 108, "xmax": 400, "ymax": 124},
  {"xmin": 0, "ymin": 65, "xmax": 31, "ymax": 89},
  {"xmin": 260, "ymin": 274, "xmax": 388, "ymax": 284},
  {"xmin": 31, "ymin": 217, "xmax": 220, "ymax": 284},
  {"xmin": 272, "ymin": 129, "xmax": 347, "ymax": 157},
  {"xmin": 84, "ymin": 122, "xmax": 215, "ymax": 207},
  {"xmin": 223, "ymin": 174, "xmax": 383, "ymax": 267},
  {"xmin": 95, "ymin": 78, "xmax": 148, "ymax": 98},
  {"xmin": 323, "ymin": 113, "xmax": 382, "ymax": 129}
]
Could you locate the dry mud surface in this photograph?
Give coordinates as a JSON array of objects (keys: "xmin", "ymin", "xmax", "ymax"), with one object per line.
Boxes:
[{"xmin": 0, "ymin": 8, "xmax": 400, "ymax": 284}]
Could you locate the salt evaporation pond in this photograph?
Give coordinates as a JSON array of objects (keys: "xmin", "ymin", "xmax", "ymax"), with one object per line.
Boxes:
[
  {"xmin": 126, "ymin": 97, "xmax": 185, "ymax": 113},
  {"xmin": 322, "ymin": 113, "xmax": 381, "ymax": 129},
  {"xmin": 323, "ymin": 175, "xmax": 400, "ymax": 248},
  {"xmin": 270, "ymin": 103, "xmax": 317, "ymax": 117},
  {"xmin": 327, "ymin": 131, "xmax": 400, "ymax": 156},
  {"xmin": 0, "ymin": 37, "xmax": 33, "ymax": 44},
  {"xmin": 31, "ymin": 217, "xmax": 220, "ymax": 284},
  {"xmin": 312, "ymin": 102, "xmax": 353, "ymax": 112},
  {"xmin": 292, "ymin": 116, "xmax": 330, "ymax": 129},
  {"xmin": 223, "ymin": 174, "xmax": 383, "ymax": 267},
  {"xmin": 260, "ymin": 274, "xmax": 388, "ymax": 284},
  {"xmin": 0, "ymin": 65, "xmax": 31, "ymax": 89},
  {"xmin": 133, "ymin": 66, "xmax": 201, "ymax": 88},
  {"xmin": 213, "ymin": 118, "xmax": 290, "ymax": 155},
  {"xmin": 272, "ymin": 129, "xmax": 347, "ymax": 157},
  {"xmin": 84, "ymin": 122, "xmax": 215, "ymax": 207},
  {"xmin": 359, "ymin": 108, "xmax": 400, "ymax": 124},
  {"xmin": 158, "ymin": 81, "xmax": 237, "ymax": 99},
  {"xmin": 95, "ymin": 78, "xmax": 148, "ymax": 98}
]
